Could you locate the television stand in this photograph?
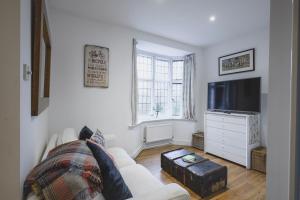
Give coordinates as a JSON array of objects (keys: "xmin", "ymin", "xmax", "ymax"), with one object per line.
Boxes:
[{"xmin": 204, "ymin": 111, "xmax": 260, "ymax": 169}]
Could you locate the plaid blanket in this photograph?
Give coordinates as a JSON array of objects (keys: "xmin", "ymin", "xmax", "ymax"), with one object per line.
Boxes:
[{"xmin": 24, "ymin": 140, "xmax": 102, "ymax": 200}]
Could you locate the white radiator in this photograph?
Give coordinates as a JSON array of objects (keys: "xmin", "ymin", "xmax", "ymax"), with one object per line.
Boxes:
[{"xmin": 144, "ymin": 124, "xmax": 173, "ymax": 143}]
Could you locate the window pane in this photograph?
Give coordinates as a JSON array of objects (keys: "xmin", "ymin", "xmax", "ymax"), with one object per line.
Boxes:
[
  {"xmin": 137, "ymin": 55, "xmax": 153, "ymax": 80},
  {"xmin": 154, "ymin": 59, "xmax": 170, "ymax": 115},
  {"xmin": 155, "ymin": 59, "xmax": 169, "ymax": 81},
  {"xmin": 154, "ymin": 82, "xmax": 169, "ymax": 114},
  {"xmin": 137, "ymin": 54, "xmax": 153, "ymax": 117},
  {"xmin": 172, "ymin": 60, "xmax": 184, "ymax": 116},
  {"xmin": 173, "ymin": 60, "xmax": 184, "ymax": 80},
  {"xmin": 137, "ymin": 80, "xmax": 152, "ymax": 115},
  {"xmin": 172, "ymin": 83, "xmax": 183, "ymax": 116}
]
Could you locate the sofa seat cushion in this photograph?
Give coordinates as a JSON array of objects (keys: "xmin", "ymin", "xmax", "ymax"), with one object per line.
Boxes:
[
  {"xmin": 119, "ymin": 164, "xmax": 163, "ymax": 197},
  {"xmin": 107, "ymin": 147, "xmax": 136, "ymax": 168}
]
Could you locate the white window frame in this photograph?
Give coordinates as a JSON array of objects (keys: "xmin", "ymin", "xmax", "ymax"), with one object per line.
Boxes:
[
  {"xmin": 171, "ymin": 60, "xmax": 184, "ymax": 116},
  {"xmin": 136, "ymin": 50, "xmax": 184, "ymax": 123}
]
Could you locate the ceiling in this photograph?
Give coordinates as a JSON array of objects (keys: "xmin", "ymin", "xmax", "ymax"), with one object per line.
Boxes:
[
  {"xmin": 137, "ymin": 40, "xmax": 191, "ymax": 57},
  {"xmin": 49, "ymin": 0, "xmax": 270, "ymax": 47}
]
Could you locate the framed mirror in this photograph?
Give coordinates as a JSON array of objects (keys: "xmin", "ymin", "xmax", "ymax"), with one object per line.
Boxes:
[{"xmin": 31, "ymin": 0, "xmax": 51, "ymax": 116}]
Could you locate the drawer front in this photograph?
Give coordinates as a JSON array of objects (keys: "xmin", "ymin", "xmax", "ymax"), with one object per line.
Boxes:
[
  {"xmin": 223, "ymin": 129, "xmax": 245, "ymax": 140},
  {"xmin": 206, "ymin": 114, "xmax": 224, "ymax": 122},
  {"xmin": 223, "ymin": 116, "xmax": 246, "ymax": 125},
  {"xmin": 206, "ymin": 120, "xmax": 223, "ymax": 129},
  {"xmin": 206, "ymin": 141, "xmax": 246, "ymax": 166},
  {"xmin": 223, "ymin": 151, "xmax": 246, "ymax": 166},
  {"xmin": 223, "ymin": 129, "xmax": 246, "ymax": 148},
  {"xmin": 205, "ymin": 140, "xmax": 223, "ymax": 157},
  {"xmin": 223, "ymin": 123, "xmax": 245, "ymax": 133},
  {"xmin": 223, "ymin": 136, "xmax": 246, "ymax": 149},
  {"xmin": 207, "ymin": 127, "xmax": 245, "ymax": 142},
  {"xmin": 223, "ymin": 144, "xmax": 246, "ymax": 157},
  {"xmin": 207, "ymin": 119, "xmax": 246, "ymax": 134},
  {"xmin": 206, "ymin": 127, "xmax": 223, "ymax": 143}
]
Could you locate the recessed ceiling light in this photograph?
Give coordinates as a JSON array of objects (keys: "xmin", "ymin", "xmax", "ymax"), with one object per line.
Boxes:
[{"xmin": 209, "ymin": 16, "xmax": 216, "ymax": 22}]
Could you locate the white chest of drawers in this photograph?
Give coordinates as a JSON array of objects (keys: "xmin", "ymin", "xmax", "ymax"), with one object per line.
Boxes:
[{"xmin": 204, "ymin": 111, "xmax": 260, "ymax": 169}]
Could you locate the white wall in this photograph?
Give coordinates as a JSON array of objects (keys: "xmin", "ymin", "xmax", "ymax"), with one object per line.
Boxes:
[
  {"xmin": 20, "ymin": 0, "xmax": 50, "ymax": 188},
  {"xmin": 203, "ymin": 28, "xmax": 270, "ymax": 146},
  {"xmin": 267, "ymin": 0, "xmax": 294, "ymax": 199},
  {"xmin": 48, "ymin": 9, "xmax": 204, "ymax": 156}
]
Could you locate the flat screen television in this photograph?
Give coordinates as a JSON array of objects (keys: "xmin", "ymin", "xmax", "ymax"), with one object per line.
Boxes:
[{"xmin": 207, "ymin": 77, "xmax": 261, "ymax": 113}]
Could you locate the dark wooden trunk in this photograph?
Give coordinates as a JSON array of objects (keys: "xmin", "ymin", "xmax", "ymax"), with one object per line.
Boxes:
[
  {"xmin": 161, "ymin": 148, "xmax": 228, "ymax": 198},
  {"xmin": 173, "ymin": 154, "xmax": 207, "ymax": 184},
  {"xmin": 161, "ymin": 148, "xmax": 193, "ymax": 175},
  {"xmin": 185, "ymin": 160, "xmax": 227, "ymax": 198}
]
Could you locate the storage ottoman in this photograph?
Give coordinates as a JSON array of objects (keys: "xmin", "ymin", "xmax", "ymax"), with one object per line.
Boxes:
[
  {"xmin": 173, "ymin": 154, "xmax": 208, "ymax": 184},
  {"xmin": 161, "ymin": 148, "xmax": 193, "ymax": 175},
  {"xmin": 185, "ymin": 160, "xmax": 227, "ymax": 198}
]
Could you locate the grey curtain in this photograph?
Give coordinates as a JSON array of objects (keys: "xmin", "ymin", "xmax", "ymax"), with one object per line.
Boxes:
[
  {"xmin": 131, "ymin": 39, "xmax": 138, "ymax": 125},
  {"xmin": 182, "ymin": 54, "xmax": 196, "ymax": 120}
]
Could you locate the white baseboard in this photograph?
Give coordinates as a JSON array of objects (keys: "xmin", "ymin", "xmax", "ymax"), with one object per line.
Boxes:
[
  {"xmin": 130, "ymin": 145, "xmax": 144, "ymax": 159},
  {"xmin": 130, "ymin": 140, "xmax": 192, "ymax": 158},
  {"xmin": 172, "ymin": 140, "xmax": 192, "ymax": 146},
  {"xmin": 143, "ymin": 140, "xmax": 172, "ymax": 150}
]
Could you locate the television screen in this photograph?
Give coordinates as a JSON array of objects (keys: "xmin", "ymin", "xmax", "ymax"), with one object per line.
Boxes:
[{"xmin": 207, "ymin": 77, "xmax": 261, "ymax": 113}]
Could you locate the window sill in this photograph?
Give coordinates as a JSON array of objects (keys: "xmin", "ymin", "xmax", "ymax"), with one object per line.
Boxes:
[{"xmin": 128, "ymin": 117, "xmax": 197, "ymax": 129}]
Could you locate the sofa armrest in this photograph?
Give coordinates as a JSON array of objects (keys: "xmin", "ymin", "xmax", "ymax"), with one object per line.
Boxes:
[
  {"xmin": 129, "ymin": 183, "xmax": 190, "ymax": 200},
  {"xmin": 103, "ymin": 134, "xmax": 116, "ymax": 148}
]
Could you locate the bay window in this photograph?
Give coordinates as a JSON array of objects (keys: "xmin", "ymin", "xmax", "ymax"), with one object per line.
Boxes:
[{"xmin": 136, "ymin": 52, "xmax": 184, "ymax": 122}]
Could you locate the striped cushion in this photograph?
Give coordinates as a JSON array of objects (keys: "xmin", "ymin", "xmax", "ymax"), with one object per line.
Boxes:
[{"xmin": 91, "ymin": 129, "xmax": 105, "ymax": 147}]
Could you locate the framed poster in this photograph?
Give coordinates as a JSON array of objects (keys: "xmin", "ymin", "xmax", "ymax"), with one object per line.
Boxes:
[
  {"xmin": 219, "ymin": 48, "xmax": 255, "ymax": 76},
  {"xmin": 84, "ymin": 45, "xmax": 109, "ymax": 88}
]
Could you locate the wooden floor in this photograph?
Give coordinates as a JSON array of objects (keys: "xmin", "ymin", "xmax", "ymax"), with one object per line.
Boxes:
[{"xmin": 135, "ymin": 145, "xmax": 266, "ymax": 200}]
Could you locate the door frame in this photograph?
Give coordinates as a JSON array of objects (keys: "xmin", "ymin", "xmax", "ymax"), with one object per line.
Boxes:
[{"xmin": 290, "ymin": 0, "xmax": 299, "ymax": 199}]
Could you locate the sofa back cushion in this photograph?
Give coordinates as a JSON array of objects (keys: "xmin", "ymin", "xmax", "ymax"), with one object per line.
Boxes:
[
  {"xmin": 41, "ymin": 133, "xmax": 58, "ymax": 161},
  {"xmin": 56, "ymin": 128, "xmax": 78, "ymax": 146},
  {"xmin": 87, "ymin": 140, "xmax": 133, "ymax": 200}
]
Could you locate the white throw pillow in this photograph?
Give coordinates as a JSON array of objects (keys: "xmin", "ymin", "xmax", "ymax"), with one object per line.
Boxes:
[
  {"xmin": 41, "ymin": 133, "xmax": 58, "ymax": 161},
  {"xmin": 56, "ymin": 128, "xmax": 78, "ymax": 146}
]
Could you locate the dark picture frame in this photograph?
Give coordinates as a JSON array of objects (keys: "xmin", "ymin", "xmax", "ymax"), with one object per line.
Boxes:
[
  {"xmin": 31, "ymin": 0, "xmax": 52, "ymax": 116},
  {"xmin": 218, "ymin": 48, "xmax": 255, "ymax": 76}
]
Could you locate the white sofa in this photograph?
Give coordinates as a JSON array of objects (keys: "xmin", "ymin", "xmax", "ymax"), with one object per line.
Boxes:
[
  {"xmin": 103, "ymin": 147, "xmax": 190, "ymax": 200},
  {"xmin": 29, "ymin": 129, "xmax": 190, "ymax": 200},
  {"xmin": 96, "ymin": 133, "xmax": 190, "ymax": 200}
]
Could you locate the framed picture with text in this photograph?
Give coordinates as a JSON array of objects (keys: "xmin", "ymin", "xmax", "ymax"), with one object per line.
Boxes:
[
  {"xmin": 84, "ymin": 45, "xmax": 109, "ymax": 88},
  {"xmin": 219, "ymin": 48, "xmax": 255, "ymax": 76}
]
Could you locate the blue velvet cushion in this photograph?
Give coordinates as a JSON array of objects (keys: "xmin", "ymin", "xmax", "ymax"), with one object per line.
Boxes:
[
  {"xmin": 87, "ymin": 140, "xmax": 133, "ymax": 200},
  {"xmin": 79, "ymin": 126, "xmax": 93, "ymax": 140}
]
